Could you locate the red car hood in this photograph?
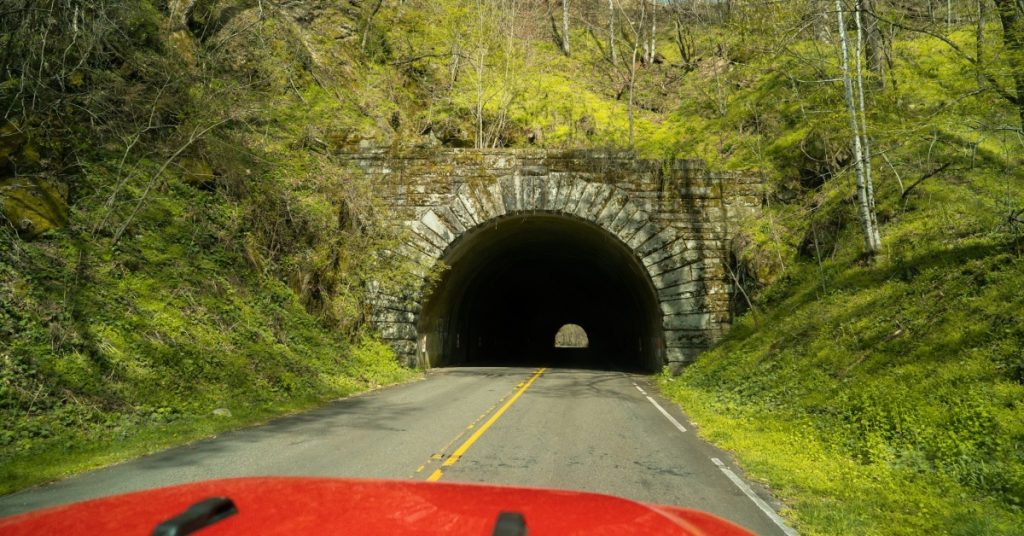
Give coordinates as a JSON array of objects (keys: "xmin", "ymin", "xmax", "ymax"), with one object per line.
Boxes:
[{"xmin": 0, "ymin": 477, "xmax": 752, "ymax": 535}]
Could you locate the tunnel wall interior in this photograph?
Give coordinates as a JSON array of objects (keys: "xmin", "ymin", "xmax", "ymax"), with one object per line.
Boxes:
[{"xmin": 417, "ymin": 213, "xmax": 664, "ymax": 372}]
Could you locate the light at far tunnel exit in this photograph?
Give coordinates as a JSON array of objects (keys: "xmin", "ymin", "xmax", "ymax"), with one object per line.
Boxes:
[{"xmin": 554, "ymin": 324, "xmax": 589, "ymax": 348}]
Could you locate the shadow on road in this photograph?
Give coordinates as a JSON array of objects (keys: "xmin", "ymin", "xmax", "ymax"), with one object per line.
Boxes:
[
  {"xmin": 463, "ymin": 348, "xmax": 652, "ymax": 373},
  {"xmin": 434, "ymin": 365, "xmax": 645, "ymax": 403},
  {"xmin": 130, "ymin": 393, "xmax": 424, "ymax": 471}
]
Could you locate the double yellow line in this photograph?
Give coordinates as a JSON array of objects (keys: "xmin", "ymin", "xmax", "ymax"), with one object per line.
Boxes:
[{"xmin": 427, "ymin": 368, "xmax": 546, "ymax": 482}]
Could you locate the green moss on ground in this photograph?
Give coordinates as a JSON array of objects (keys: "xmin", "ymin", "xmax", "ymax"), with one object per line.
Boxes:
[
  {"xmin": 655, "ymin": 12, "xmax": 1024, "ymax": 536},
  {"xmin": 0, "ymin": 194, "xmax": 417, "ymax": 493},
  {"xmin": 661, "ymin": 245, "xmax": 1024, "ymax": 535},
  {"xmin": 1, "ymin": 0, "xmax": 424, "ymax": 494}
]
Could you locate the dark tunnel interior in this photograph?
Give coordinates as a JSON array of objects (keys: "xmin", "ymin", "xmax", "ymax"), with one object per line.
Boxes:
[{"xmin": 417, "ymin": 213, "xmax": 664, "ymax": 372}]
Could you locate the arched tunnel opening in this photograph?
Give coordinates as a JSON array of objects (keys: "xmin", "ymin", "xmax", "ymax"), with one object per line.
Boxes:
[{"xmin": 417, "ymin": 212, "xmax": 664, "ymax": 372}]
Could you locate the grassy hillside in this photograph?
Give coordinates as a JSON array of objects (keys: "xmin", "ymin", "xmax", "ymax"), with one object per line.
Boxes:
[
  {"xmin": 662, "ymin": 248, "xmax": 1024, "ymax": 534},
  {"xmin": 650, "ymin": 4, "xmax": 1024, "ymax": 535},
  {"xmin": 1, "ymin": 0, "xmax": 430, "ymax": 493}
]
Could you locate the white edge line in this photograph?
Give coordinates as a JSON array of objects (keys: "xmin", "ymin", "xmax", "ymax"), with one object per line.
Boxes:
[
  {"xmin": 634, "ymin": 384, "xmax": 647, "ymax": 395},
  {"xmin": 644, "ymin": 396, "xmax": 686, "ymax": 433},
  {"xmin": 711, "ymin": 458, "xmax": 799, "ymax": 536}
]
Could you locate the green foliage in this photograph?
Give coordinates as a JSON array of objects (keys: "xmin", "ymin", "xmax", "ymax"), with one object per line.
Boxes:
[
  {"xmin": 652, "ymin": 4, "xmax": 1024, "ymax": 534},
  {"xmin": 661, "ymin": 206, "xmax": 1024, "ymax": 534},
  {"xmin": 2, "ymin": 4, "xmax": 1024, "ymax": 533},
  {"xmin": 1, "ymin": 0, "xmax": 421, "ymax": 494},
  {"xmin": 0, "ymin": 192, "xmax": 416, "ymax": 492},
  {"xmin": 344, "ymin": 337, "xmax": 414, "ymax": 388}
]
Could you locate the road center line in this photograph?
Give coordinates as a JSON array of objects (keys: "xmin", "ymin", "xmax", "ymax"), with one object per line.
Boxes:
[
  {"xmin": 711, "ymin": 458, "xmax": 799, "ymax": 536},
  {"xmin": 427, "ymin": 368, "xmax": 546, "ymax": 482},
  {"xmin": 644, "ymin": 395, "xmax": 687, "ymax": 433}
]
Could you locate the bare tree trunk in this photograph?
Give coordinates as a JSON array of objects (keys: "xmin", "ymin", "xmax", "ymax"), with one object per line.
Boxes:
[
  {"xmin": 861, "ymin": 0, "xmax": 887, "ymax": 88},
  {"xmin": 562, "ymin": 0, "xmax": 571, "ymax": 56},
  {"xmin": 992, "ymin": 0, "xmax": 1024, "ymax": 127},
  {"xmin": 170, "ymin": 0, "xmax": 198, "ymax": 30},
  {"xmin": 673, "ymin": 17, "xmax": 692, "ymax": 65},
  {"xmin": 628, "ymin": 43, "xmax": 638, "ymax": 147},
  {"xmin": 813, "ymin": 0, "xmax": 832, "ymax": 40},
  {"xmin": 609, "ymin": 0, "xmax": 618, "ymax": 65},
  {"xmin": 490, "ymin": 0, "xmax": 520, "ymax": 148},
  {"xmin": 474, "ymin": 47, "xmax": 485, "ymax": 149},
  {"xmin": 977, "ymin": 0, "xmax": 986, "ymax": 86},
  {"xmin": 649, "ymin": 0, "xmax": 657, "ymax": 63},
  {"xmin": 622, "ymin": 0, "xmax": 648, "ymax": 148},
  {"xmin": 361, "ymin": 0, "xmax": 385, "ymax": 52},
  {"xmin": 473, "ymin": 0, "xmax": 488, "ymax": 149},
  {"xmin": 670, "ymin": 0, "xmax": 696, "ymax": 63},
  {"xmin": 837, "ymin": 0, "xmax": 882, "ymax": 254},
  {"xmin": 449, "ymin": 39, "xmax": 462, "ymax": 91}
]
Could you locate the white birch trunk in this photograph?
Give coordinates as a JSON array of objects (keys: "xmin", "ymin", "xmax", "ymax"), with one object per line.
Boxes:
[
  {"xmin": 836, "ymin": 0, "xmax": 881, "ymax": 254},
  {"xmin": 854, "ymin": 0, "xmax": 882, "ymax": 250}
]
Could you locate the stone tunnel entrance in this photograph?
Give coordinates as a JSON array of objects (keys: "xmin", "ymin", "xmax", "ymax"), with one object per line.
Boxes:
[
  {"xmin": 417, "ymin": 212, "xmax": 664, "ymax": 372},
  {"xmin": 357, "ymin": 150, "xmax": 763, "ymax": 372}
]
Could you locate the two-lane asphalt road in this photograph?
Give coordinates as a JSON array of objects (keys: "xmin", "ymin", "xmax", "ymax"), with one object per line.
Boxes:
[{"xmin": 0, "ymin": 367, "xmax": 796, "ymax": 535}]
